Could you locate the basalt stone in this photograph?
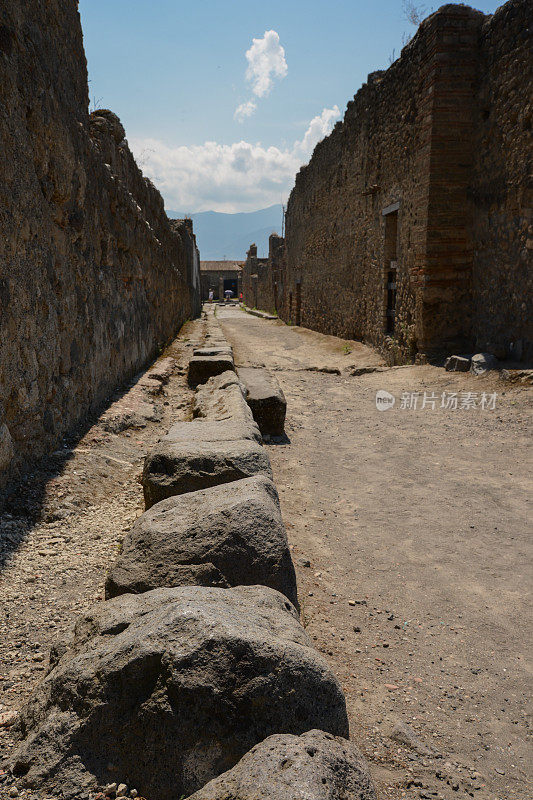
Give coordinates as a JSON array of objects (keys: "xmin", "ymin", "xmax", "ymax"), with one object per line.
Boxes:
[
  {"xmin": 192, "ymin": 371, "xmax": 254, "ymax": 427},
  {"xmin": 165, "ymin": 418, "xmax": 262, "ymax": 445},
  {"xmin": 142, "ymin": 437, "xmax": 272, "ymax": 509},
  {"xmin": 10, "ymin": 586, "xmax": 348, "ymax": 800},
  {"xmin": 238, "ymin": 367, "xmax": 287, "ymax": 436},
  {"xmin": 106, "ymin": 475, "xmax": 298, "ymax": 608},
  {"xmin": 188, "ymin": 729, "xmax": 376, "ymax": 800},
  {"xmin": 188, "ymin": 354, "xmax": 235, "ymax": 388}
]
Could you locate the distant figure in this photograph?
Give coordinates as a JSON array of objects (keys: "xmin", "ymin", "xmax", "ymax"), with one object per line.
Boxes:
[
  {"xmin": 224, "ymin": 289, "xmax": 233, "ymax": 303},
  {"xmin": 208, "ymin": 289, "xmax": 214, "ymax": 303}
]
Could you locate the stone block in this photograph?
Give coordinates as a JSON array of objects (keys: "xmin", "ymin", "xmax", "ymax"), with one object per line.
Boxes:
[
  {"xmin": 142, "ymin": 436, "xmax": 272, "ymax": 508},
  {"xmin": 106, "ymin": 475, "xmax": 298, "ymax": 607},
  {"xmin": 188, "ymin": 729, "xmax": 375, "ymax": 800},
  {"xmin": 10, "ymin": 586, "xmax": 348, "ymax": 800},
  {"xmin": 238, "ymin": 367, "xmax": 287, "ymax": 436},
  {"xmin": 188, "ymin": 354, "xmax": 235, "ymax": 388}
]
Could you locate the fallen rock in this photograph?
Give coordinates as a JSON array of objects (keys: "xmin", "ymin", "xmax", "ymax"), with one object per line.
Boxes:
[
  {"xmin": 106, "ymin": 475, "xmax": 298, "ymax": 607},
  {"xmin": 142, "ymin": 436, "xmax": 272, "ymax": 508},
  {"xmin": 470, "ymin": 352, "xmax": 498, "ymax": 375},
  {"xmin": 11, "ymin": 586, "xmax": 348, "ymax": 800},
  {"xmin": 444, "ymin": 355, "xmax": 471, "ymax": 372},
  {"xmin": 238, "ymin": 368, "xmax": 287, "ymax": 436},
  {"xmin": 187, "ymin": 729, "xmax": 375, "ymax": 800},
  {"xmin": 188, "ymin": 353, "xmax": 235, "ymax": 388},
  {"xmin": 390, "ymin": 720, "xmax": 432, "ymax": 755}
]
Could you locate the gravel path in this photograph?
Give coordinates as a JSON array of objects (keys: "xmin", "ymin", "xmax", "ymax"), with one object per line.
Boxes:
[{"xmin": 0, "ymin": 319, "xmax": 204, "ymax": 797}]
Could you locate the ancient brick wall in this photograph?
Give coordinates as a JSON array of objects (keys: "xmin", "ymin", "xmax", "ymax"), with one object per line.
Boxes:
[
  {"xmin": 471, "ymin": 0, "xmax": 533, "ymax": 359},
  {"xmin": 0, "ymin": 0, "xmax": 199, "ymax": 487},
  {"xmin": 282, "ymin": 0, "xmax": 531, "ymax": 361}
]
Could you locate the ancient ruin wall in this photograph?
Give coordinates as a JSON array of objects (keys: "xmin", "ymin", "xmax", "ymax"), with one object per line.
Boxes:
[
  {"xmin": 281, "ymin": 11, "xmax": 441, "ymax": 353},
  {"xmin": 242, "ymin": 235, "xmax": 284, "ymax": 314},
  {"xmin": 283, "ymin": 0, "xmax": 531, "ymax": 360},
  {"xmin": 0, "ymin": 0, "xmax": 199, "ymax": 487},
  {"xmin": 471, "ymin": 0, "xmax": 533, "ymax": 359}
]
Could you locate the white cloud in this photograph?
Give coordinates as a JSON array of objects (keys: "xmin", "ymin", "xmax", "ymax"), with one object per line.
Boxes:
[
  {"xmin": 131, "ymin": 105, "xmax": 341, "ymax": 214},
  {"xmin": 295, "ymin": 105, "xmax": 341, "ymax": 154},
  {"xmin": 245, "ymin": 30, "xmax": 288, "ymax": 98},
  {"xmin": 233, "ymin": 30, "xmax": 288, "ymax": 122},
  {"xmin": 234, "ymin": 99, "xmax": 257, "ymax": 123}
]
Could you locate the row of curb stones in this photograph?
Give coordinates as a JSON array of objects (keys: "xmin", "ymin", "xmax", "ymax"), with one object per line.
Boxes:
[{"xmin": 7, "ymin": 307, "xmax": 376, "ymax": 800}]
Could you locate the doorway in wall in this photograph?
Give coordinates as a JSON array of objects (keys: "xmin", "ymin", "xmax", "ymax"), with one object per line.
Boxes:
[
  {"xmin": 295, "ymin": 282, "xmax": 302, "ymax": 326},
  {"xmin": 383, "ymin": 208, "xmax": 398, "ymax": 335},
  {"xmin": 223, "ymin": 277, "xmax": 238, "ymax": 297}
]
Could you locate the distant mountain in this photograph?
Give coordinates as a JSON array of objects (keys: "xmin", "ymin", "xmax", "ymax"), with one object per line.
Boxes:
[{"xmin": 167, "ymin": 204, "xmax": 283, "ymax": 260}]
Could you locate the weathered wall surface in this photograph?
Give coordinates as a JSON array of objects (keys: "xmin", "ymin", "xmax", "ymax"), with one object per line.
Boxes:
[
  {"xmin": 282, "ymin": 0, "xmax": 531, "ymax": 361},
  {"xmin": 471, "ymin": 0, "xmax": 533, "ymax": 359},
  {"xmin": 0, "ymin": 0, "xmax": 199, "ymax": 487},
  {"xmin": 243, "ymin": 236, "xmax": 284, "ymax": 314}
]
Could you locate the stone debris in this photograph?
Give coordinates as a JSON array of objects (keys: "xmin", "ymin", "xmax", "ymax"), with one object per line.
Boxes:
[
  {"xmin": 105, "ymin": 475, "xmax": 298, "ymax": 607},
  {"xmin": 389, "ymin": 720, "xmax": 433, "ymax": 756},
  {"xmin": 187, "ymin": 729, "xmax": 376, "ymax": 799},
  {"xmin": 470, "ymin": 352, "xmax": 499, "ymax": 375},
  {"xmin": 444, "ymin": 355, "xmax": 471, "ymax": 372}
]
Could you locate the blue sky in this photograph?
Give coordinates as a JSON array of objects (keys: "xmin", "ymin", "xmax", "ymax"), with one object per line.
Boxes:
[{"xmin": 79, "ymin": 0, "xmax": 503, "ymax": 213}]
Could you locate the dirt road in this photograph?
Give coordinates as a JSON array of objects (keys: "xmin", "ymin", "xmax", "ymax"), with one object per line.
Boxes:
[
  {"xmin": 218, "ymin": 304, "xmax": 532, "ymax": 800},
  {"xmin": 0, "ymin": 305, "xmax": 530, "ymax": 800}
]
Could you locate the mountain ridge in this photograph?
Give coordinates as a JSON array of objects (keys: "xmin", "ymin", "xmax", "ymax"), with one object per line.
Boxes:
[{"xmin": 167, "ymin": 204, "xmax": 283, "ymax": 260}]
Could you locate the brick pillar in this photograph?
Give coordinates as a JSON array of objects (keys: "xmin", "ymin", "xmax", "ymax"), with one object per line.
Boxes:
[{"xmin": 413, "ymin": 6, "xmax": 484, "ymax": 356}]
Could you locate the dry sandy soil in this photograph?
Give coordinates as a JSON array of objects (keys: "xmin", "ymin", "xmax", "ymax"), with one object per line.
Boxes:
[
  {"xmin": 0, "ymin": 304, "xmax": 531, "ymax": 800},
  {"xmin": 217, "ymin": 305, "xmax": 532, "ymax": 800}
]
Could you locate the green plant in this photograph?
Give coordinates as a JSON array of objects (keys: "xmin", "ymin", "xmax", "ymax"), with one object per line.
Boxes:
[{"xmin": 342, "ymin": 343, "xmax": 352, "ymax": 355}]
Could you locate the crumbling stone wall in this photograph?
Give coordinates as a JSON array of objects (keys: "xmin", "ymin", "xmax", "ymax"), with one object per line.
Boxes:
[
  {"xmin": 282, "ymin": 0, "xmax": 531, "ymax": 361},
  {"xmin": 0, "ymin": 0, "xmax": 199, "ymax": 487},
  {"xmin": 243, "ymin": 235, "xmax": 284, "ymax": 314}
]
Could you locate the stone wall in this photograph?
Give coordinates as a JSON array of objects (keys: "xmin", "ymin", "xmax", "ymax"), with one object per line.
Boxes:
[
  {"xmin": 281, "ymin": 0, "xmax": 531, "ymax": 361},
  {"xmin": 243, "ymin": 236, "xmax": 284, "ymax": 314},
  {"xmin": 0, "ymin": 0, "xmax": 200, "ymax": 488},
  {"xmin": 471, "ymin": 0, "xmax": 533, "ymax": 359}
]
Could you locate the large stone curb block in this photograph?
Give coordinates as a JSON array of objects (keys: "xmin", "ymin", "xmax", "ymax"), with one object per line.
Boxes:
[
  {"xmin": 187, "ymin": 729, "xmax": 376, "ymax": 799},
  {"xmin": 142, "ymin": 438, "xmax": 273, "ymax": 508},
  {"xmin": 11, "ymin": 586, "xmax": 348, "ymax": 800},
  {"xmin": 165, "ymin": 419, "xmax": 262, "ymax": 445},
  {"xmin": 106, "ymin": 475, "xmax": 298, "ymax": 607},
  {"xmin": 193, "ymin": 346, "xmax": 233, "ymax": 357},
  {"xmin": 188, "ymin": 354, "xmax": 235, "ymax": 388},
  {"xmin": 193, "ymin": 371, "xmax": 257, "ymax": 428},
  {"xmin": 238, "ymin": 367, "xmax": 287, "ymax": 436}
]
